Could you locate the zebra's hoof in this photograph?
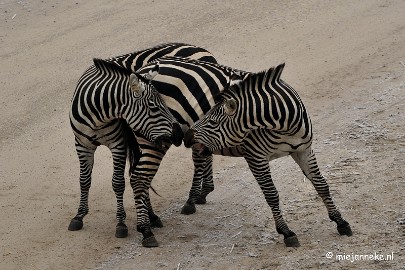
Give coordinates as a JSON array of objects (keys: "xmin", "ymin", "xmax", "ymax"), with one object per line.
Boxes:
[
  {"xmin": 150, "ymin": 217, "xmax": 164, "ymax": 228},
  {"xmin": 142, "ymin": 236, "xmax": 159, "ymax": 247},
  {"xmin": 284, "ymin": 235, "xmax": 300, "ymax": 247},
  {"xmin": 195, "ymin": 196, "xmax": 207, "ymax": 205},
  {"xmin": 181, "ymin": 202, "xmax": 196, "ymax": 215},
  {"xmin": 68, "ymin": 217, "xmax": 83, "ymax": 231},
  {"xmin": 337, "ymin": 223, "xmax": 353, "ymax": 236},
  {"xmin": 115, "ymin": 223, "xmax": 128, "ymax": 238}
]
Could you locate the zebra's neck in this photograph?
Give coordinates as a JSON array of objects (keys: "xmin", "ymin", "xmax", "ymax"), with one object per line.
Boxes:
[
  {"xmin": 88, "ymin": 65, "xmax": 132, "ymax": 126},
  {"xmin": 233, "ymin": 64, "xmax": 308, "ymax": 134}
]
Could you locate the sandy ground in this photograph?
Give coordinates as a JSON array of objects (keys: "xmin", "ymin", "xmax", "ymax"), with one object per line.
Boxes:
[{"xmin": 1, "ymin": 0, "xmax": 404, "ymax": 269}]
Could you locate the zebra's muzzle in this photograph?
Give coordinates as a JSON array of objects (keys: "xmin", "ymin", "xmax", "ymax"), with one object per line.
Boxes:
[
  {"xmin": 183, "ymin": 128, "xmax": 196, "ymax": 148},
  {"xmin": 153, "ymin": 123, "xmax": 184, "ymax": 149},
  {"xmin": 170, "ymin": 123, "xmax": 184, "ymax": 147},
  {"xmin": 184, "ymin": 129, "xmax": 211, "ymax": 156}
]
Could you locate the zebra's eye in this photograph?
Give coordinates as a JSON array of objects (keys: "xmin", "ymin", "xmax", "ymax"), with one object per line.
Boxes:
[{"xmin": 208, "ymin": 119, "xmax": 217, "ymax": 125}]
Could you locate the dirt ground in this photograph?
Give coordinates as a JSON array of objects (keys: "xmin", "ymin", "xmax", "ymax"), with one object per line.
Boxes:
[{"xmin": 0, "ymin": 0, "xmax": 404, "ymax": 269}]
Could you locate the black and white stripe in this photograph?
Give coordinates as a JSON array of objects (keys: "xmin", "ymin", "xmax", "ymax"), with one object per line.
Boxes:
[
  {"xmin": 68, "ymin": 43, "xmax": 212, "ymax": 237},
  {"xmin": 104, "ymin": 43, "xmax": 217, "ymax": 72},
  {"xmin": 129, "ymin": 56, "xmax": 249, "ymax": 246},
  {"xmin": 185, "ymin": 63, "xmax": 352, "ymax": 246}
]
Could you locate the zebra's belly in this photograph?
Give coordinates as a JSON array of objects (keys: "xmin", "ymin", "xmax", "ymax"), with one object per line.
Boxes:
[
  {"xmin": 244, "ymin": 129, "xmax": 311, "ymax": 161},
  {"xmin": 264, "ymin": 144, "xmax": 301, "ymax": 162},
  {"xmin": 72, "ymin": 120, "xmax": 122, "ymax": 148}
]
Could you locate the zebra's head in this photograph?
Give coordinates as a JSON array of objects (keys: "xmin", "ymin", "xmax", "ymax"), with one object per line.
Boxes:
[
  {"xmin": 183, "ymin": 72, "xmax": 248, "ymax": 154},
  {"xmin": 184, "ymin": 63, "xmax": 288, "ymax": 154},
  {"xmin": 126, "ymin": 65, "xmax": 183, "ymax": 148}
]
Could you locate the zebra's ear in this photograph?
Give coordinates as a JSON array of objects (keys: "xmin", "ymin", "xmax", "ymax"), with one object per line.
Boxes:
[
  {"xmin": 224, "ymin": 98, "xmax": 237, "ymax": 115},
  {"xmin": 143, "ymin": 64, "xmax": 160, "ymax": 81},
  {"xmin": 228, "ymin": 71, "xmax": 243, "ymax": 88},
  {"xmin": 129, "ymin": 73, "xmax": 144, "ymax": 96}
]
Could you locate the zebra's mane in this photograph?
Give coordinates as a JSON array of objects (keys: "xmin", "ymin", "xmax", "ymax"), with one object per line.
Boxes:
[
  {"xmin": 93, "ymin": 58, "xmax": 133, "ymax": 75},
  {"xmin": 215, "ymin": 63, "xmax": 286, "ymax": 102},
  {"xmin": 247, "ymin": 63, "xmax": 285, "ymax": 83}
]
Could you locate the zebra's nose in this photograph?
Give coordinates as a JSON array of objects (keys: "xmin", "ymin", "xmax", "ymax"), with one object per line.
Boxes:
[
  {"xmin": 183, "ymin": 128, "xmax": 196, "ymax": 148},
  {"xmin": 170, "ymin": 123, "xmax": 184, "ymax": 147}
]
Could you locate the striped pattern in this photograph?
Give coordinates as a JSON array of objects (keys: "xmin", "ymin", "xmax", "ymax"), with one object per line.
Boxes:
[
  {"xmin": 190, "ymin": 64, "xmax": 312, "ymax": 149},
  {"xmin": 68, "ymin": 43, "xmax": 213, "ymax": 235},
  {"xmin": 105, "ymin": 43, "xmax": 217, "ymax": 73},
  {"xmin": 186, "ymin": 63, "xmax": 352, "ymax": 245},
  {"xmin": 129, "ymin": 57, "xmax": 250, "ymax": 245},
  {"xmin": 138, "ymin": 56, "xmax": 247, "ymax": 126}
]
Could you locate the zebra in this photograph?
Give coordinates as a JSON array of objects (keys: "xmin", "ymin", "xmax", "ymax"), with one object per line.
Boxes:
[
  {"xmin": 68, "ymin": 43, "xmax": 218, "ymax": 238},
  {"xmin": 184, "ymin": 63, "xmax": 353, "ymax": 247},
  {"xmin": 102, "ymin": 43, "xmax": 217, "ymax": 72},
  {"xmin": 129, "ymin": 56, "xmax": 249, "ymax": 247},
  {"xmin": 68, "ymin": 59, "xmax": 184, "ymax": 237}
]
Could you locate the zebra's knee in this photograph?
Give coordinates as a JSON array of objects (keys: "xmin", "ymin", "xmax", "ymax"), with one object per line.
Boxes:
[{"xmin": 112, "ymin": 181, "xmax": 125, "ymax": 194}]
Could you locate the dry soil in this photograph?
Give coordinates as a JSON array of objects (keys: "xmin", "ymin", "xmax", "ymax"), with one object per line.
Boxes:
[{"xmin": 0, "ymin": 0, "xmax": 404, "ymax": 269}]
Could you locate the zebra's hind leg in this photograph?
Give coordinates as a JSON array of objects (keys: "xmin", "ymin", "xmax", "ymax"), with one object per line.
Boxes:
[
  {"xmin": 244, "ymin": 155, "xmax": 300, "ymax": 247},
  {"xmin": 145, "ymin": 195, "xmax": 163, "ymax": 228},
  {"xmin": 109, "ymin": 142, "xmax": 128, "ymax": 238},
  {"xmin": 68, "ymin": 141, "xmax": 96, "ymax": 231},
  {"xmin": 291, "ymin": 147, "xmax": 353, "ymax": 237}
]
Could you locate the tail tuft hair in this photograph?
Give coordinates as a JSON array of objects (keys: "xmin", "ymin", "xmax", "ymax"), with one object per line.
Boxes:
[
  {"xmin": 121, "ymin": 120, "xmax": 141, "ymax": 176},
  {"xmin": 121, "ymin": 120, "xmax": 161, "ymax": 196}
]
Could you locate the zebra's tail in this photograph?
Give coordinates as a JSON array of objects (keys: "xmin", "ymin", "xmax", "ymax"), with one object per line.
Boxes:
[
  {"xmin": 121, "ymin": 119, "xmax": 141, "ymax": 176},
  {"xmin": 121, "ymin": 120, "xmax": 161, "ymax": 197}
]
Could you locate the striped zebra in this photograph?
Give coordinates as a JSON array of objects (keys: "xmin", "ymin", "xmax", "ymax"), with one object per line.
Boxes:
[
  {"xmin": 130, "ymin": 56, "xmax": 248, "ymax": 247},
  {"xmin": 68, "ymin": 43, "xmax": 215, "ymax": 238},
  {"xmin": 184, "ymin": 63, "xmax": 353, "ymax": 247}
]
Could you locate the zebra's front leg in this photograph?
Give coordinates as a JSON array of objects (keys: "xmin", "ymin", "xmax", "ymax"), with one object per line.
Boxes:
[
  {"xmin": 181, "ymin": 150, "xmax": 213, "ymax": 214},
  {"xmin": 68, "ymin": 142, "xmax": 95, "ymax": 232},
  {"xmin": 110, "ymin": 144, "xmax": 128, "ymax": 238},
  {"xmin": 291, "ymin": 148, "xmax": 352, "ymax": 237},
  {"xmin": 245, "ymin": 155, "xmax": 300, "ymax": 247},
  {"xmin": 196, "ymin": 154, "xmax": 214, "ymax": 204}
]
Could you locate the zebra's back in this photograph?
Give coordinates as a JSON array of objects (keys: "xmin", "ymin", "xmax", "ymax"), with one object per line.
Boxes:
[
  {"xmin": 104, "ymin": 43, "xmax": 217, "ymax": 73},
  {"xmin": 136, "ymin": 56, "xmax": 249, "ymax": 126},
  {"xmin": 70, "ymin": 43, "xmax": 217, "ymax": 146}
]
